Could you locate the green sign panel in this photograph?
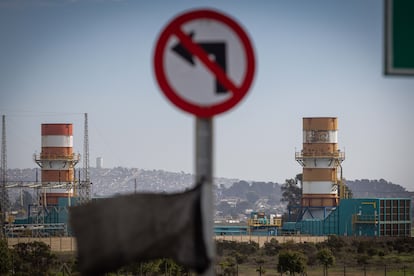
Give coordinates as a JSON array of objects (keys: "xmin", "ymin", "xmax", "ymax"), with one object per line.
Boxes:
[{"xmin": 385, "ymin": 0, "xmax": 414, "ymax": 75}]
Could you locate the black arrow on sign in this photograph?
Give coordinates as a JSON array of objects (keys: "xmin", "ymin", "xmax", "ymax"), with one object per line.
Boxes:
[{"xmin": 172, "ymin": 32, "xmax": 227, "ymax": 94}]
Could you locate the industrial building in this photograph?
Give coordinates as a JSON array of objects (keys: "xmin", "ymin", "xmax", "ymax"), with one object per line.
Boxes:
[
  {"xmin": 283, "ymin": 197, "xmax": 411, "ymax": 237},
  {"xmin": 1, "ymin": 115, "xmax": 91, "ymax": 237},
  {"xmin": 282, "ymin": 117, "xmax": 412, "ymax": 237},
  {"xmin": 214, "ymin": 117, "xmax": 411, "ymax": 237},
  {"xmin": 214, "ymin": 211, "xmax": 282, "ymax": 236},
  {"xmin": 1, "ymin": 115, "xmax": 411, "ymax": 238}
]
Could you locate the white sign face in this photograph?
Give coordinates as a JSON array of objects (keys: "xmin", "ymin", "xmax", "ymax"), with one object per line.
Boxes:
[
  {"xmin": 165, "ymin": 20, "xmax": 246, "ymax": 106},
  {"xmin": 154, "ymin": 9, "xmax": 255, "ymax": 117}
]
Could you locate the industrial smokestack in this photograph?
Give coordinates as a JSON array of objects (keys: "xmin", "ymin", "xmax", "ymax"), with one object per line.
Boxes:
[
  {"xmin": 34, "ymin": 124, "xmax": 80, "ymax": 205},
  {"xmin": 295, "ymin": 117, "xmax": 345, "ymax": 219}
]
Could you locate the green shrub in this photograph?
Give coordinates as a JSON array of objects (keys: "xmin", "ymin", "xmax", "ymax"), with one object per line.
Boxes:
[
  {"xmin": 263, "ymin": 238, "xmax": 282, "ymax": 256},
  {"xmin": 356, "ymin": 254, "xmax": 370, "ymax": 265},
  {"xmin": 277, "ymin": 250, "xmax": 307, "ymax": 275}
]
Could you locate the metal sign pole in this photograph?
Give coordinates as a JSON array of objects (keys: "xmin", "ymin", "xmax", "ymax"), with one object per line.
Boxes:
[
  {"xmin": 154, "ymin": 10, "xmax": 255, "ymax": 275},
  {"xmin": 195, "ymin": 117, "xmax": 215, "ymax": 275}
]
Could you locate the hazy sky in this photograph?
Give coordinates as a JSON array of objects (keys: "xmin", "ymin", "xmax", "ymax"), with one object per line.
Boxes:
[{"xmin": 1, "ymin": 0, "xmax": 413, "ymax": 190}]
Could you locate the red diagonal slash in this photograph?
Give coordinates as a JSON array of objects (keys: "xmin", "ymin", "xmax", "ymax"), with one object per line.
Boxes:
[
  {"xmin": 153, "ymin": 9, "xmax": 255, "ymax": 117},
  {"xmin": 174, "ymin": 28, "xmax": 239, "ymax": 95}
]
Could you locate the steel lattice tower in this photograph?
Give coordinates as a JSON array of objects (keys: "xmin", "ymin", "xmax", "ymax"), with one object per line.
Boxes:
[
  {"xmin": 79, "ymin": 113, "xmax": 91, "ymax": 204},
  {"xmin": 1, "ymin": 115, "xmax": 10, "ymax": 238}
]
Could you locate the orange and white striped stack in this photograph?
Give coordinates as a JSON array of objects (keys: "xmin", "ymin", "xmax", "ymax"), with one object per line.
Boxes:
[
  {"xmin": 296, "ymin": 117, "xmax": 345, "ymax": 217},
  {"xmin": 39, "ymin": 123, "xmax": 79, "ymax": 205}
]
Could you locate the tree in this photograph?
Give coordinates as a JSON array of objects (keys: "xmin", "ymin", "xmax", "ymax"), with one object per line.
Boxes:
[
  {"xmin": 343, "ymin": 181, "xmax": 353, "ymax": 198},
  {"xmin": 255, "ymin": 257, "xmax": 265, "ymax": 276},
  {"xmin": 317, "ymin": 248, "xmax": 335, "ymax": 276},
  {"xmin": 356, "ymin": 254, "xmax": 370, "ymax": 265},
  {"xmin": 219, "ymin": 257, "xmax": 237, "ymax": 276},
  {"xmin": 223, "ymin": 181, "xmax": 250, "ymax": 197},
  {"xmin": 325, "ymin": 235, "xmax": 345, "ymax": 252},
  {"xmin": 0, "ymin": 239, "xmax": 12, "ymax": 275},
  {"xmin": 245, "ymin": 191, "xmax": 260, "ymax": 205},
  {"xmin": 281, "ymin": 178, "xmax": 302, "ymax": 221},
  {"xmin": 300, "ymin": 242, "xmax": 318, "ymax": 266},
  {"xmin": 277, "ymin": 250, "xmax": 307, "ymax": 276},
  {"xmin": 158, "ymin": 258, "xmax": 184, "ymax": 275},
  {"xmin": 120, "ymin": 259, "xmax": 173, "ymax": 275},
  {"xmin": 12, "ymin": 241, "xmax": 57, "ymax": 276},
  {"xmin": 263, "ymin": 238, "xmax": 282, "ymax": 256},
  {"xmin": 230, "ymin": 251, "xmax": 247, "ymax": 275}
]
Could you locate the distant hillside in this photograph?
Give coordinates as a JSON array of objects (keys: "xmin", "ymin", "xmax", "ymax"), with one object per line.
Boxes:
[
  {"xmin": 4, "ymin": 167, "xmax": 239, "ymax": 198},
  {"xmin": 4, "ymin": 167, "xmax": 412, "ymax": 201},
  {"xmin": 89, "ymin": 167, "xmax": 239, "ymax": 196},
  {"xmin": 346, "ymin": 179, "xmax": 413, "ymax": 199},
  {"xmin": 219, "ymin": 180, "xmax": 282, "ymax": 203}
]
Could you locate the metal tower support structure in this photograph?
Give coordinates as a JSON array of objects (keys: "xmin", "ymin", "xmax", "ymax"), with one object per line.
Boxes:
[
  {"xmin": 1, "ymin": 115, "xmax": 10, "ymax": 238},
  {"xmin": 3, "ymin": 181, "xmax": 73, "ymax": 237},
  {"xmin": 79, "ymin": 113, "xmax": 91, "ymax": 204}
]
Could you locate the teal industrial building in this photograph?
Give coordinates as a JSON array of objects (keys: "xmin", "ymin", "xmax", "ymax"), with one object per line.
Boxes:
[
  {"xmin": 214, "ymin": 117, "xmax": 412, "ymax": 238},
  {"xmin": 283, "ymin": 198, "xmax": 411, "ymax": 237},
  {"xmin": 5, "ymin": 196, "xmax": 411, "ymax": 238}
]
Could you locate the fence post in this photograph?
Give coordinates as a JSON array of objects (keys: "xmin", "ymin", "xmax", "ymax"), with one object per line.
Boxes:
[{"xmin": 384, "ymin": 264, "xmax": 386, "ymax": 276}]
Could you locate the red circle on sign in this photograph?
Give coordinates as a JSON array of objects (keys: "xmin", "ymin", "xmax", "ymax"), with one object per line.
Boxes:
[{"xmin": 153, "ymin": 9, "xmax": 255, "ymax": 118}]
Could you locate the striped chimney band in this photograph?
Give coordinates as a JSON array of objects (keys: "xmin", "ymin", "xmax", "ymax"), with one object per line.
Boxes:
[{"xmin": 299, "ymin": 118, "xmax": 343, "ymax": 208}]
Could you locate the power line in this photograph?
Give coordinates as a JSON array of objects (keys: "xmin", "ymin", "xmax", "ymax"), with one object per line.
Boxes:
[{"xmin": 0, "ymin": 110, "xmax": 84, "ymax": 117}]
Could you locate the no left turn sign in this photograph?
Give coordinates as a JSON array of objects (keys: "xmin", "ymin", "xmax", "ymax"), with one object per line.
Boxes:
[{"xmin": 153, "ymin": 9, "xmax": 256, "ymax": 117}]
